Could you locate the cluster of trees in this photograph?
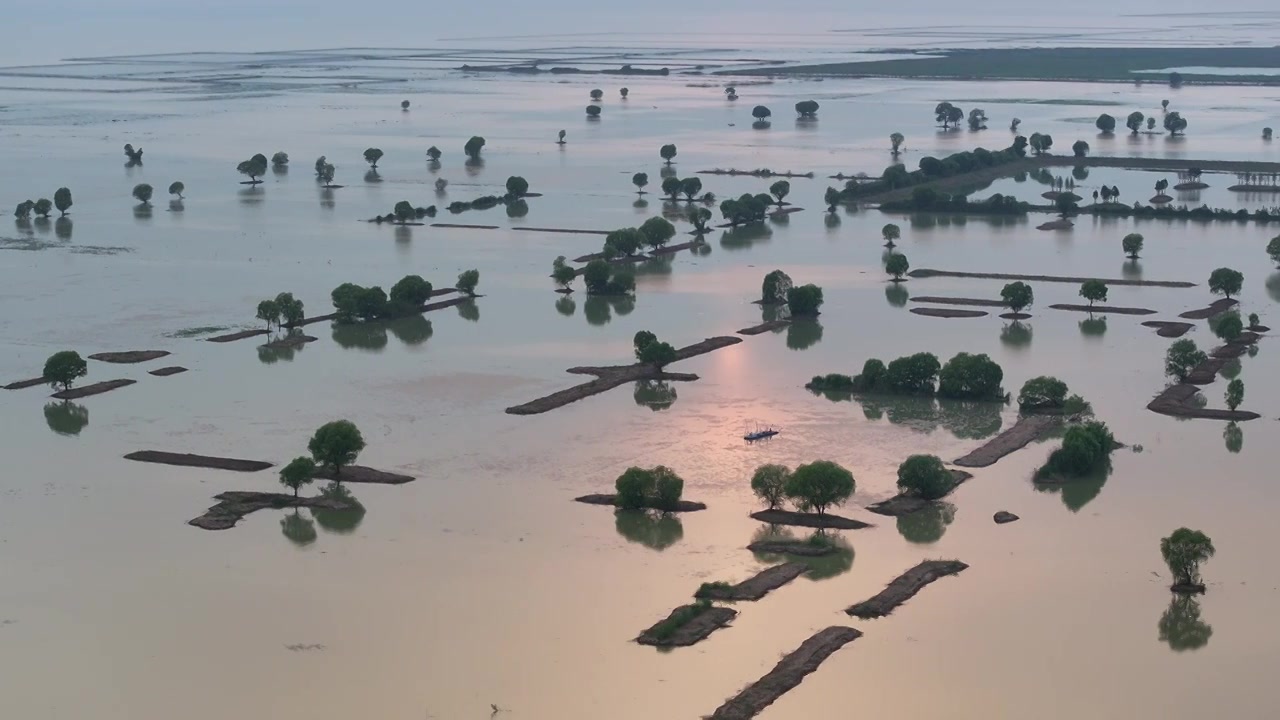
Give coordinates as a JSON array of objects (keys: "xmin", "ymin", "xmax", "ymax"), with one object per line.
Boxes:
[
  {"xmin": 314, "ymin": 156, "xmax": 338, "ymax": 187},
  {"xmin": 1073, "ymin": 140, "xmax": 1090, "ymax": 158},
  {"xmin": 1165, "ymin": 339, "xmax": 1208, "ymax": 382},
  {"xmin": 599, "ymin": 218, "xmax": 677, "ymax": 257},
  {"xmin": 43, "ymin": 350, "xmax": 88, "ymax": 391},
  {"xmin": 615, "ymin": 465, "xmax": 685, "ymax": 511},
  {"xmin": 720, "ymin": 193, "xmax": 776, "ymax": 226},
  {"xmin": 787, "ymin": 283, "xmax": 824, "ymax": 316},
  {"xmin": 1028, "ymin": 132, "xmax": 1054, "ymax": 155},
  {"xmin": 838, "ymin": 140, "xmax": 1031, "ymax": 204},
  {"xmin": 279, "ymin": 420, "xmax": 367, "ymax": 495},
  {"xmin": 880, "ymin": 188, "xmax": 1030, "ymax": 215},
  {"xmin": 760, "ymin": 270, "xmax": 793, "ymax": 305},
  {"xmin": 934, "ymin": 102, "xmax": 965, "ymax": 129},
  {"xmin": 13, "ymin": 189, "xmax": 73, "ymax": 220},
  {"xmin": 255, "ymin": 292, "xmax": 306, "ymax": 332},
  {"xmin": 1038, "ymin": 421, "xmax": 1116, "ymax": 478},
  {"xmin": 237, "ymin": 153, "xmax": 269, "ymax": 183},
  {"xmin": 371, "ymin": 201, "xmax": 437, "ymax": 224},
  {"xmin": 1092, "ymin": 200, "xmax": 1280, "ymax": 224},
  {"xmin": 582, "ymin": 259, "xmax": 636, "ymax": 296},
  {"xmin": 896, "ymin": 454, "xmax": 957, "ymax": 500},
  {"xmin": 445, "ymin": 177, "xmax": 529, "ymax": 214},
  {"xmin": 1017, "ymin": 376, "xmax": 1089, "ymax": 414},
  {"xmin": 329, "ymin": 272, "xmax": 472, "ymax": 323},
  {"xmin": 633, "ymin": 331, "xmax": 677, "ymax": 368},
  {"xmin": 660, "ymin": 176, "xmax": 706, "ymax": 202},
  {"xmin": 810, "ymin": 352, "xmax": 1005, "ymax": 400},
  {"xmin": 124, "ymin": 144, "xmax": 143, "ymax": 163},
  {"xmin": 750, "ymin": 460, "xmax": 855, "ymax": 518}
]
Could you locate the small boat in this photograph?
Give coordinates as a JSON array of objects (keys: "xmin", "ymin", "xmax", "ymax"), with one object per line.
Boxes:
[{"xmin": 744, "ymin": 424, "xmax": 780, "ymax": 442}]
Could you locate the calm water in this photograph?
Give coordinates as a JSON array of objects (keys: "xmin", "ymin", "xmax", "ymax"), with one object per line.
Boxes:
[{"xmin": 2, "ymin": 46, "xmax": 1280, "ymax": 720}]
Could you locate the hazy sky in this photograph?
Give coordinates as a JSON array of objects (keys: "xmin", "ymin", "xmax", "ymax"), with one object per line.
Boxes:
[{"xmin": 9, "ymin": 1, "xmax": 1279, "ymax": 66}]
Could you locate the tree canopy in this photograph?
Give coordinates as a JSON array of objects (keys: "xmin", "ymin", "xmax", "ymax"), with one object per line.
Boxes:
[
  {"xmin": 1207, "ymin": 268, "xmax": 1243, "ymax": 299},
  {"xmin": 464, "ymin": 136, "xmax": 485, "ymax": 159},
  {"xmin": 1123, "ymin": 233, "xmax": 1144, "ymax": 259},
  {"xmin": 54, "ymin": 188, "xmax": 72, "ymax": 216},
  {"xmin": 44, "ymin": 351, "xmax": 87, "ymax": 391},
  {"xmin": 1164, "ymin": 111, "xmax": 1188, "ymax": 135},
  {"xmin": 1165, "ymin": 339, "xmax": 1207, "ymax": 381},
  {"xmin": 784, "ymin": 460, "xmax": 855, "ymax": 517},
  {"xmin": 1000, "ymin": 281, "xmax": 1034, "ymax": 313},
  {"xmin": 456, "ymin": 269, "xmax": 480, "ymax": 296},
  {"xmin": 168, "ymin": 182, "xmax": 185, "ymax": 199},
  {"xmin": 634, "ymin": 331, "xmax": 677, "ymax": 367},
  {"xmin": 1127, "ymin": 111, "xmax": 1145, "ymax": 134},
  {"xmin": 937, "ymin": 352, "xmax": 1005, "ymax": 400},
  {"xmin": 1226, "ymin": 378, "xmax": 1244, "ymax": 411},
  {"xmin": 308, "ymin": 420, "xmax": 366, "ymax": 475},
  {"xmin": 1039, "ymin": 421, "xmax": 1115, "ymax": 478},
  {"xmin": 769, "ymin": 180, "xmax": 790, "ymax": 205},
  {"xmin": 761, "ymin": 270, "xmax": 793, "ymax": 304},
  {"xmin": 659, "ymin": 144, "xmax": 677, "ymax": 164},
  {"xmin": 750, "ymin": 464, "xmax": 791, "ymax": 510},
  {"xmin": 237, "ymin": 153, "xmax": 268, "ymax": 182},
  {"xmin": 632, "ymin": 172, "xmax": 648, "ymax": 193},
  {"xmin": 795, "ymin": 100, "xmax": 819, "ymax": 118},
  {"xmin": 896, "ymin": 454, "xmax": 954, "ymax": 500},
  {"xmin": 1096, "ymin": 113, "xmax": 1116, "ymax": 133},
  {"xmin": 885, "ymin": 252, "xmax": 910, "ymax": 281},
  {"xmin": 639, "ymin": 217, "xmax": 676, "ymax": 249},
  {"xmin": 1161, "ymin": 528, "xmax": 1214, "ymax": 589},
  {"xmin": 752, "ymin": 105, "xmax": 772, "ymax": 120},
  {"xmin": 280, "ymin": 457, "xmax": 316, "ymax": 497},
  {"xmin": 786, "ymin": 284, "xmax": 824, "ymax": 316},
  {"xmin": 1079, "ymin": 279, "xmax": 1108, "ymax": 307},
  {"xmin": 1018, "ymin": 376, "xmax": 1068, "ymax": 411},
  {"xmin": 389, "ymin": 275, "xmax": 433, "ymax": 308}
]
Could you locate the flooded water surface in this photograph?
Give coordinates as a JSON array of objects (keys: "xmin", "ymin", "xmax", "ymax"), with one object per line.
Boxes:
[{"xmin": 2, "ymin": 31, "xmax": 1280, "ymax": 720}]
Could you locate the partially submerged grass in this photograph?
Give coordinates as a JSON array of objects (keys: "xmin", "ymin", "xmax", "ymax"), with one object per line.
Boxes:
[
  {"xmin": 648, "ymin": 599, "xmax": 713, "ymax": 641},
  {"xmin": 165, "ymin": 325, "xmax": 233, "ymax": 339}
]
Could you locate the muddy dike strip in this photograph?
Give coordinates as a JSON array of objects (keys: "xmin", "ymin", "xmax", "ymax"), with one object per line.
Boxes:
[
  {"xmin": 189, "ymin": 491, "xmax": 359, "ymax": 530},
  {"xmin": 845, "ymin": 560, "xmax": 970, "ymax": 619},
  {"xmin": 708, "ymin": 626, "xmax": 862, "ymax": 720},
  {"xmin": 695, "ymin": 562, "xmax": 809, "ymax": 601}
]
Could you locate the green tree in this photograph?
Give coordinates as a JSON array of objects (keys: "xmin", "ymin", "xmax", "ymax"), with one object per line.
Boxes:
[
  {"xmin": 1079, "ymin": 279, "xmax": 1108, "ymax": 307},
  {"xmin": 552, "ymin": 256, "xmax": 577, "ymax": 291},
  {"xmin": 620, "ymin": 88, "xmax": 629, "ymax": 98},
  {"xmin": 272, "ymin": 151, "xmax": 289, "ymax": 167},
  {"xmin": 275, "ymin": 292, "xmax": 305, "ymax": 326},
  {"xmin": 1164, "ymin": 112, "xmax": 1187, "ymax": 135},
  {"xmin": 308, "ymin": 420, "xmax": 366, "ymax": 476},
  {"xmin": 750, "ymin": 464, "xmax": 791, "ymax": 510},
  {"xmin": 1267, "ymin": 236, "xmax": 1280, "ymax": 266},
  {"xmin": 639, "ymin": 217, "xmax": 676, "ymax": 250},
  {"xmin": 53, "ymin": 188, "xmax": 72, "ymax": 216},
  {"xmin": 582, "ymin": 260, "xmax": 611, "ymax": 294},
  {"xmin": 1096, "ymin": 113, "xmax": 1116, "ymax": 133},
  {"xmin": 464, "ymin": 136, "xmax": 485, "ymax": 159},
  {"xmin": 168, "ymin": 182, "xmax": 185, "ymax": 199},
  {"xmin": 825, "ymin": 187, "xmax": 841, "ymax": 213},
  {"xmin": 886, "ymin": 352, "xmax": 941, "ymax": 394},
  {"xmin": 586, "ymin": 105, "xmax": 601, "ymax": 117},
  {"xmin": 1040, "ymin": 421, "xmax": 1114, "ymax": 477},
  {"xmin": 426, "ymin": 146, "xmax": 442, "ymax": 162},
  {"xmin": 43, "ymin": 351, "xmax": 87, "ymax": 391},
  {"xmin": 769, "ymin": 180, "xmax": 790, "ymax": 205},
  {"xmin": 661, "ymin": 176, "xmax": 682, "ymax": 201},
  {"xmin": 33, "ymin": 199, "xmax": 52, "ymax": 218},
  {"xmin": 632, "ymin": 172, "xmax": 648, "ymax": 194},
  {"xmin": 256, "ymin": 299, "xmax": 281, "ymax": 332},
  {"xmin": 506, "ymin": 176, "xmax": 529, "ymax": 197},
  {"xmin": 604, "ymin": 227, "xmax": 644, "ymax": 257},
  {"xmin": 1207, "ymin": 268, "xmax": 1243, "ymax": 299},
  {"xmin": 687, "ymin": 206, "xmax": 711, "ymax": 234},
  {"xmin": 660, "ymin": 144, "xmax": 677, "ymax": 165},
  {"xmin": 938, "ymin": 352, "xmax": 1004, "ymax": 400},
  {"xmin": 1161, "ymin": 528, "xmax": 1215, "ymax": 590},
  {"xmin": 934, "ymin": 102, "xmax": 962, "ymax": 129},
  {"xmin": 784, "ymin": 460, "xmax": 855, "ymax": 517},
  {"xmin": 315, "ymin": 155, "xmax": 328, "ymax": 176},
  {"xmin": 393, "ymin": 200, "xmax": 415, "ymax": 223},
  {"xmin": 13, "ymin": 200, "xmax": 34, "ymax": 219},
  {"xmin": 589, "ymin": 88, "xmax": 603, "ymax": 100},
  {"xmin": 634, "ymin": 331, "xmax": 677, "ymax": 367},
  {"xmin": 786, "ymin": 284, "xmax": 824, "ymax": 316},
  {"xmin": 318, "ymin": 163, "xmax": 336, "ymax": 188},
  {"xmin": 1123, "ymin": 233, "xmax": 1144, "ymax": 259},
  {"xmin": 615, "ymin": 467, "xmax": 654, "ymax": 510},
  {"xmin": 651, "ymin": 466, "xmax": 685, "ymax": 511},
  {"xmin": 390, "ymin": 275, "xmax": 433, "ymax": 307},
  {"xmin": 132, "ymin": 184, "xmax": 153, "ymax": 205},
  {"xmin": 1214, "ymin": 313, "xmax": 1243, "ymax": 342},
  {"xmin": 896, "ymin": 454, "xmax": 953, "ymax": 500},
  {"xmin": 1018, "ymin": 376, "xmax": 1068, "ymax": 410},
  {"xmin": 1029, "ymin": 132, "xmax": 1053, "ymax": 155},
  {"xmin": 679, "ymin": 177, "xmax": 703, "ymax": 202},
  {"xmin": 890, "ymin": 132, "xmax": 904, "ymax": 154},
  {"xmin": 1001, "ymin": 282, "xmax": 1034, "ymax": 313},
  {"xmin": 1127, "ymin": 111, "xmax": 1145, "ymax": 134},
  {"xmin": 886, "ymin": 252, "xmax": 909, "ymax": 281},
  {"xmin": 752, "ymin": 105, "xmax": 772, "ymax": 120},
  {"xmin": 967, "ymin": 108, "xmax": 987, "ymax": 130},
  {"xmin": 237, "ymin": 153, "xmax": 268, "ymax": 183},
  {"xmin": 456, "ymin": 269, "xmax": 480, "ymax": 296},
  {"xmin": 363, "ymin": 148, "xmax": 383, "ymax": 169},
  {"xmin": 761, "ymin": 270, "xmax": 793, "ymax": 304},
  {"xmin": 795, "ymin": 100, "xmax": 819, "ymax": 118},
  {"xmin": 1165, "ymin": 339, "xmax": 1208, "ymax": 381},
  {"xmin": 1225, "ymin": 378, "xmax": 1244, "ymax": 411},
  {"xmin": 279, "ymin": 457, "xmax": 316, "ymax": 497},
  {"xmin": 881, "ymin": 223, "xmax": 901, "ymax": 247},
  {"xmin": 1072, "ymin": 140, "xmax": 1089, "ymax": 158}
]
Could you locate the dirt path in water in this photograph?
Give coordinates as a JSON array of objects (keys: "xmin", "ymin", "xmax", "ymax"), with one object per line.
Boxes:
[
  {"xmin": 125, "ymin": 450, "xmax": 273, "ymax": 472},
  {"xmin": 696, "ymin": 563, "xmax": 809, "ymax": 601},
  {"xmin": 635, "ymin": 605, "xmax": 737, "ymax": 647},
  {"xmin": 748, "ymin": 509, "xmax": 870, "ymax": 529},
  {"xmin": 845, "ymin": 560, "xmax": 969, "ymax": 619},
  {"xmin": 708, "ymin": 626, "xmax": 862, "ymax": 720},
  {"xmin": 954, "ymin": 415, "xmax": 1063, "ymax": 468},
  {"xmin": 910, "ymin": 268, "xmax": 1195, "ymax": 288}
]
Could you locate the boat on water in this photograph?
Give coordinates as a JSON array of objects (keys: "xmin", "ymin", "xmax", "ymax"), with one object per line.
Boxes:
[{"xmin": 744, "ymin": 425, "xmax": 780, "ymax": 442}]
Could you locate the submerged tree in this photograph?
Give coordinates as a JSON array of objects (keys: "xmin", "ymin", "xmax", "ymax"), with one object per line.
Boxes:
[
  {"xmin": 824, "ymin": 187, "xmax": 841, "ymax": 213},
  {"xmin": 456, "ymin": 269, "xmax": 480, "ymax": 296},
  {"xmin": 750, "ymin": 464, "xmax": 792, "ymax": 510},
  {"xmin": 896, "ymin": 454, "xmax": 954, "ymax": 500},
  {"xmin": 308, "ymin": 420, "xmax": 366, "ymax": 477},
  {"xmin": 795, "ymin": 100, "xmax": 819, "ymax": 118},
  {"xmin": 760, "ymin": 269, "xmax": 793, "ymax": 305},
  {"xmin": 752, "ymin": 105, "xmax": 772, "ymax": 121},
  {"xmin": 1123, "ymin": 233, "xmax": 1144, "ymax": 259},
  {"xmin": 53, "ymin": 187, "xmax": 73, "ymax": 216},
  {"xmin": 1208, "ymin": 267, "xmax": 1243, "ymax": 299},
  {"xmin": 464, "ymin": 136, "xmax": 486, "ymax": 159},
  {"xmin": 43, "ymin": 350, "xmax": 88, "ymax": 391},
  {"xmin": 1127, "ymin": 111, "xmax": 1145, "ymax": 134},
  {"xmin": 632, "ymin": 172, "xmax": 648, "ymax": 194},
  {"xmin": 279, "ymin": 457, "xmax": 316, "ymax": 497},
  {"xmin": 132, "ymin": 183, "xmax": 154, "ymax": 205},
  {"xmin": 237, "ymin": 153, "xmax": 268, "ymax": 183},
  {"xmin": 168, "ymin": 181, "xmax": 185, "ymax": 199},
  {"xmin": 256, "ymin": 299, "xmax": 281, "ymax": 332},
  {"xmin": 363, "ymin": 147, "xmax": 384, "ymax": 169},
  {"xmin": 660, "ymin": 144, "xmax": 677, "ymax": 165},
  {"xmin": 1165, "ymin": 339, "xmax": 1207, "ymax": 381},
  {"xmin": 1160, "ymin": 528, "xmax": 1215, "ymax": 592},
  {"xmin": 1079, "ymin": 279, "xmax": 1108, "ymax": 307},
  {"xmin": 966, "ymin": 108, "xmax": 987, "ymax": 130},
  {"xmin": 890, "ymin": 132, "xmax": 905, "ymax": 155},
  {"xmin": 934, "ymin": 102, "xmax": 963, "ymax": 129},
  {"xmin": 33, "ymin": 199, "xmax": 52, "ymax": 218},
  {"xmin": 1001, "ymin": 281, "xmax": 1034, "ymax": 314},
  {"xmin": 786, "ymin": 284, "xmax": 824, "ymax": 316},
  {"xmin": 881, "ymin": 223, "xmax": 900, "ymax": 247},
  {"xmin": 886, "ymin": 252, "xmax": 909, "ymax": 281},
  {"xmin": 769, "ymin": 180, "xmax": 790, "ymax": 205},
  {"xmin": 1096, "ymin": 113, "xmax": 1116, "ymax": 133},
  {"xmin": 1164, "ymin": 111, "xmax": 1188, "ymax": 135},
  {"xmin": 1072, "ymin": 140, "xmax": 1089, "ymax": 158},
  {"xmin": 272, "ymin": 151, "xmax": 289, "ymax": 167},
  {"xmin": 426, "ymin": 146, "xmax": 442, "ymax": 162}
]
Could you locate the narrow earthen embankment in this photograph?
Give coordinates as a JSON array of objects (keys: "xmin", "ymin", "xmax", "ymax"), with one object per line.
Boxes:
[
  {"xmin": 575, "ymin": 494, "xmax": 707, "ymax": 512},
  {"xmin": 88, "ymin": 350, "xmax": 171, "ymax": 363},
  {"xmin": 866, "ymin": 470, "xmax": 973, "ymax": 516},
  {"xmin": 636, "ymin": 605, "xmax": 737, "ymax": 647},
  {"xmin": 953, "ymin": 414, "xmax": 1062, "ymax": 468},
  {"xmin": 1142, "ymin": 321, "xmax": 1193, "ymax": 338},
  {"xmin": 51, "ymin": 379, "xmax": 135, "ymax": 400},
  {"xmin": 909, "ymin": 269, "xmax": 1195, "ymax": 288},
  {"xmin": 311, "ymin": 465, "xmax": 416, "ymax": 485},
  {"xmin": 748, "ymin": 509, "xmax": 870, "ymax": 530},
  {"xmin": 845, "ymin": 560, "xmax": 969, "ymax": 619},
  {"xmin": 696, "ymin": 563, "xmax": 809, "ymax": 601},
  {"xmin": 708, "ymin": 626, "xmax": 862, "ymax": 720},
  {"xmin": 910, "ymin": 307, "xmax": 988, "ymax": 319},
  {"xmin": 1178, "ymin": 298, "xmax": 1238, "ymax": 320},
  {"xmin": 1048, "ymin": 304, "xmax": 1156, "ymax": 315},
  {"xmin": 189, "ymin": 491, "xmax": 358, "ymax": 530},
  {"xmin": 1147, "ymin": 383, "xmax": 1261, "ymax": 421},
  {"xmin": 124, "ymin": 451, "xmax": 273, "ymax": 472}
]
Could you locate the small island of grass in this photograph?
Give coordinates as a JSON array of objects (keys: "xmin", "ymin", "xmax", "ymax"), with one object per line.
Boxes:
[{"xmin": 636, "ymin": 600, "xmax": 737, "ymax": 647}]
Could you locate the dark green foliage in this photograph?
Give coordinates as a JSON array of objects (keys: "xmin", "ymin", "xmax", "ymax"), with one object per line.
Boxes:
[
  {"xmin": 1123, "ymin": 233, "xmax": 1144, "ymax": 258},
  {"xmin": 886, "ymin": 353, "xmax": 941, "ymax": 395},
  {"xmin": 237, "ymin": 153, "xmax": 268, "ymax": 182},
  {"xmin": 168, "ymin": 181, "xmax": 185, "ymax": 199},
  {"xmin": 256, "ymin": 299, "xmax": 281, "ymax": 331},
  {"xmin": 938, "ymin": 353, "xmax": 1005, "ymax": 400},
  {"xmin": 784, "ymin": 460, "xmax": 855, "ymax": 516},
  {"xmin": 687, "ymin": 205, "xmax": 712, "ymax": 233},
  {"xmin": 1039, "ymin": 421, "xmax": 1115, "ymax": 478},
  {"xmin": 456, "ymin": 269, "xmax": 480, "ymax": 296},
  {"xmin": 1161, "ymin": 528, "xmax": 1215, "ymax": 588},
  {"xmin": 652, "ymin": 466, "xmax": 685, "ymax": 511},
  {"xmin": 1001, "ymin": 281, "xmax": 1034, "ymax": 313},
  {"xmin": 308, "ymin": 420, "xmax": 366, "ymax": 475},
  {"xmin": 661, "ymin": 176, "xmax": 682, "ymax": 200},
  {"xmin": 1127, "ymin": 111, "xmax": 1145, "ymax": 134},
  {"xmin": 752, "ymin": 105, "xmax": 771, "ymax": 120},
  {"xmin": 795, "ymin": 100, "xmax": 819, "ymax": 117},
  {"xmin": 393, "ymin": 200, "xmax": 415, "ymax": 223},
  {"xmin": 14, "ymin": 200, "xmax": 34, "ymax": 219},
  {"xmin": 1018, "ymin": 376, "xmax": 1069, "ymax": 410},
  {"xmin": 885, "ymin": 253, "xmax": 909, "ymax": 280},
  {"xmin": 1072, "ymin": 140, "xmax": 1089, "ymax": 158},
  {"xmin": 761, "ymin": 270, "xmax": 793, "ymax": 304},
  {"xmin": 43, "ymin": 351, "xmax": 87, "ymax": 391},
  {"xmin": 586, "ymin": 105, "xmax": 601, "ymax": 117},
  {"xmin": 786, "ymin": 284, "xmax": 824, "ymax": 316},
  {"xmin": 280, "ymin": 457, "xmax": 316, "ymax": 496},
  {"xmin": 426, "ymin": 146, "xmax": 442, "ymax": 161},
  {"xmin": 632, "ymin": 172, "xmax": 648, "ymax": 193},
  {"xmin": 967, "ymin": 108, "xmax": 987, "ymax": 130},
  {"xmin": 634, "ymin": 331, "xmax": 678, "ymax": 367},
  {"xmin": 896, "ymin": 454, "xmax": 954, "ymax": 500},
  {"xmin": 881, "ymin": 223, "xmax": 901, "ymax": 244},
  {"xmin": 1164, "ymin": 111, "xmax": 1187, "ymax": 135},
  {"xmin": 272, "ymin": 151, "xmax": 289, "ymax": 166},
  {"xmin": 1225, "ymin": 378, "xmax": 1244, "ymax": 411},
  {"xmin": 318, "ymin": 163, "xmax": 336, "ymax": 187},
  {"xmin": 582, "ymin": 260, "xmax": 611, "ymax": 293},
  {"xmin": 505, "ymin": 176, "xmax": 529, "ymax": 197},
  {"xmin": 750, "ymin": 464, "xmax": 792, "ymax": 510},
  {"xmin": 590, "ymin": 88, "xmax": 603, "ymax": 100},
  {"xmin": 1159, "ymin": 596, "xmax": 1213, "ymax": 651},
  {"xmin": 1165, "ymin": 339, "xmax": 1207, "ymax": 381},
  {"xmin": 1214, "ymin": 313, "xmax": 1243, "ymax": 342},
  {"xmin": 132, "ymin": 184, "xmax": 153, "ymax": 204},
  {"xmin": 33, "ymin": 198, "xmax": 52, "ymax": 218},
  {"xmin": 660, "ymin": 144, "xmax": 677, "ymax": 164},
  {"xmin": 680, "ymin": 177, "xmax": 702, "ymax": 201},
  {"xmin": 464, "ymin": 136, "xmax": 485, "ymax": 159},
  {"xmin": 639, "ymin": 217, "xmax": 676, "ymax": 249},
  {"xmin": 1096, "ymin": 113, "xmax": 1116, "ymax": 133},
  {"xmin": 552, "ymin": 256, "xmax": 577, "ymax": 290},
  {"xmin": 769, "ymin": 180, "xmax": 790, "ymax": 205},
  {"xmin": 53, "ymin": 188, "xmax": 72, "ymax": 216},
  {"xmin": 934, "ymin": 101, "xmax": 963, "ymax": 129},
  {"xmin": 616, "ymin": 466, "xmax": 685, "ymax": 510},
  {"xmin": 389, "ymin": 275, "xmax": 433, "ymax": 307},
  {"xmin": 604, "ymin": 227, "xmax": 644, "ymax": 257},
  {"xmin": 315, "ymin": 155, "xmax": 328, "ymax": 175},
  {"xmin": 275, "ymin": 292, "xmax": 305, "ymax": 326},
  {"xmin": 807, "ymin": 373, "xmax": 856, "ymax": 393},
  {"xmin": 1079, "ymin": 279, "xmax": 1108, "ymax": 306},
  {"xmin": 824, "ymin": 187, "xmax": 840, "ymax": 212},
  {"xmin": 1207, "ymin": 267, "xmax": 1243, "ymax": 298},
  {"xmin": 647, "ymin": 600, "xmax": 713, "ymax": 641},
  {"xmin": 1267, "ymin": 236, "xmax": 1280, "ymax": 266}
]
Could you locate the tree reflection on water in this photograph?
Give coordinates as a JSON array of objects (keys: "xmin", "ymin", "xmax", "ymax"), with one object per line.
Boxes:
[
  {"xmin": 44, "ymin": 401, "xmax": 88, "ymax": 436},
  {"xmin": 1158, "ymin": 595, "xmax": 1213, "ymax": 652},
  {"xmin": 633, "ymin": 380, "xmax": 678, "ymax": 411},
  {"xmin": 786, "ymin": 318, "xmax": 824, "ymax": 351},
  {"xmin": 1000, "ymin": 321, "xmax": 1032, "ymax": 349},
  {"xmin": 885, "ymin": 283, "xmax": 909, "ymax": 308},
  {"xmin": 311, "ymin": 482, "xmax": 366, "ymax": 534},
  {"xmin": 615, "ymin": 510, "xmax": 682, "ymax": 551},
  {"xmin": 583, "ymin": 295, "xmax": 634, "ymax": 326},
  {"xmin": 748, "ymin": 525, "xmax": 854, "ymax": 581},
  {"xmin": 1223, "ymin": 422, "xmax": 1243, "ymax": 454},
  {"xmin": 896, "ymin": 502, "xmax": 956, "ymax": 545},
  {"xmin": 555, "ymin": 295, "xmax": 576, "ymax": 317},
  {"xmin": 1034, "ymin": 460, "xmax": 1112, "ymax": 512},
  {"xmin": 854, "ymin": 395, "xmax": 1004, "ymax": 440},
  {"xmin": 281, "ymin": 510, "xmax": 318, "ymax": 547}
]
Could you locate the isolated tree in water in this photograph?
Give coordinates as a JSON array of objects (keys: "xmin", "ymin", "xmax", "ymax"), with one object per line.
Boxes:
[
  {"xmin": 1161, "ymin": 528, "xmax": 1214, "ymax": 592},
  {"xmin": 308, "ymin": 420, "xmax": 366, "ymax": 477},
  {"xmin": 1079, "ymin": 279, "xmax": 1108, "ymax": 307},
  {"xmin": 53, "ymin": 187, "xmax": 73, "ymax": 216},
  {"xmin": 660, "ymin": 144, "xmax": 677, "ymax": 165},
  {"xmin": 784, "ymin": 460, "xmax": 855, "ymax": 517},
  {"xmin": 132, "ymin": 184, "xmax": 153, "ymax": 205},
  {"xmin": 890, "ymin": 132, "xmax": 905, "ymax": 155},
  {"xmin": 1123, "ymin": 233, "xmax": 1144, "ymax": 259},
  {"xmin": 43, "ymin": 351, "xmax": 88, "ymax": 391},
  {"xmin": 363, "ymin": 148, "xmax": 383, "ymax": 169},
  {"xmin": 279, "ymin": 457, "xmax": 316, "ymax": 497}
]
